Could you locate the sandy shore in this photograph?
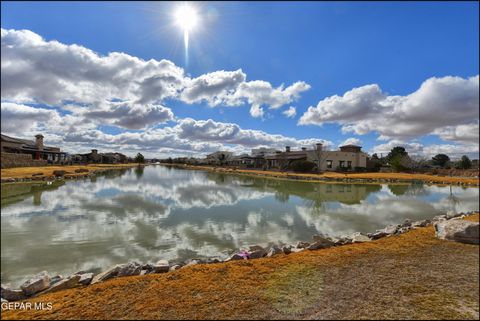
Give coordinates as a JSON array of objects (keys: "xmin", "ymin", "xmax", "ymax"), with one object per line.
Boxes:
[{"xmin": 1, "ymin": 214, "xmax": 478, "ymax": 320}]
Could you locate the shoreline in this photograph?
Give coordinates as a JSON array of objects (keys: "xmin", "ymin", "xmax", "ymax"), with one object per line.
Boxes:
[
  {"xmin": 0, "ymin": 163, "xmax": 143, "ymax": 183},
  {"xmin": 161, "ymin": 163, "xmax": 480, "ymax": 186},
  {"xmin": 2, "ymin": 212, "xmax": 478, "ymax": 320},
  {"xmin": 1, "ymin": 163, "xmax": 478, "ymax": 186},
  {"xmin": 1, "ymin": 211, "xmax": 478, "ymax": 299}
]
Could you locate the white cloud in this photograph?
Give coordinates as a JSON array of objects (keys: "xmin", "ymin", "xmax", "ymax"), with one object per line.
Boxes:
[
  {"xmin": 1, "ymin": 28, "xmax": 310, "ymax": 120},
  {"xmin": 299, "ymin": 75, "xmax": 479, "ymax": 145},
  {"xmin": 234, "ymin": 81, "xmax": 310, "ymax": 118},
  {"xmin": 174, "ymin": 118, "xmax": 332, "ymax": 150},
  {"xmin": 282, "ymin": 106, "xmax": 297, "ymax": 118},
  {"xmin": 0, "ymin": 102, "xmax": 61, "ymax": 134},
  {"xmin": 339, "ymin": 137, "xmax": 361, "ymax": 147},
  {"xmin": 371, "ymin": 139, "xmax": 479, "ymax": 159},
  {"xmin": 81, "ymin": 102, "xmax": 174, "ymax": 130},
  {"xmin": 1, "ymin": 104, "xmax": 331, "ymax": 157}
]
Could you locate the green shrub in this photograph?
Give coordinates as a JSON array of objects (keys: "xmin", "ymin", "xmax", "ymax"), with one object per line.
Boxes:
[{"xmin": 289, "ymin": 160, "xmax": 316, "ymax": 173}]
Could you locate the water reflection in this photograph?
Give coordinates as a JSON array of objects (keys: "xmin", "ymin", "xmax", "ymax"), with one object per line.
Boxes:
[{"xmin": 1, "ymin": 165, "xmax": 478, "ymax": 286}]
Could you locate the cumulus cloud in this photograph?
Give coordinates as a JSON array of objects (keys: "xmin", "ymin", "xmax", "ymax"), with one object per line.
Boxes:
[
  {"xmin": 371, "ymin": 139, "xmax": 479, "ymax": 159},
  {"xmin": 282, "ymin": 106, "xmax": 297, "ymax": 118},
  {"xmin": 181, "ymin": 70, "xmax": 310, "ymax": 118},
  {"xmin": 0, "ymin": 102, "xmax": 61, "ymax": 133},
  {"xmin": 1, "ymin": 28, "xmax": 310, "ymax": 119},
  {"xmin": 175, "ymin": 118, "xmax": 332, "ymax": 149},
  {"xmin": 235, "ymin": 81, "xmax": 310, "ymax": 118},
  {"xmin": 180, "ymin": 70, "xmax": 246, "ymax": 106},
  {"xmin": 1, "ymin": 106, "xmax": 330, "ymax": 157},
  {"xmin": 1, "ymin": 29, "xmax": 186, "ymax": 105},
  {"xmin": 0, "ymin": 27, "xmax": 317, "ymax": 157},
  {"xmin": 82, "ymin": 102, "xmax": 174, "ymax": 130},
  {"xmin": 299, "ymin": 75, "xmax": 479, "ymax": 145},
  {"xmin": 339, "ymin": 137, "xmax": 361, "ymax": 147}
]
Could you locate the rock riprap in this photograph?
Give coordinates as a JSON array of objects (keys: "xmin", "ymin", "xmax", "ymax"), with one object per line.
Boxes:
[
  {"xmin": 1, "ymin": 210, "xmax": 477, "ymax": 302},
  {"xmin": 20, "ymin": 271, "xmax": 51, "ymax": 296}
]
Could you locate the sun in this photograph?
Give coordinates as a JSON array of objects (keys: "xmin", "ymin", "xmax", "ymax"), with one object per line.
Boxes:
[{"xmin": 175, "ymin": 4, "xmax": 199, "ymax": 32}]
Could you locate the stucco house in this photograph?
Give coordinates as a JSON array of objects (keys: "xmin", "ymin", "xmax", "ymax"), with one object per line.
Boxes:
[
  {"xmin": 265, "ymin": 143, "xmax": 368, "ymax": 171},
  {"xmin": 1, "ymin": 133, "xmax": 67, "ymax": 163}
]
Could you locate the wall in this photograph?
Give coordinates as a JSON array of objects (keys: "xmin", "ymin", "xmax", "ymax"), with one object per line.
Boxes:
[
  {"xmin": 1, "ymin": 152, "xmax": 48, "ymax": 169},
  {"xmin": 307, "ymin": 151, "xmax": 367, "ymax": 171}
]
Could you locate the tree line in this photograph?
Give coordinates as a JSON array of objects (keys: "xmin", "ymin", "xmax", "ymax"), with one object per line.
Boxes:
[{"xmin": 370, "ymin": 146, "xmax": 473, "ymax": 172}]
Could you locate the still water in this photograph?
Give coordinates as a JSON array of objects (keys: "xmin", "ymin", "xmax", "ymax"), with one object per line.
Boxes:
[{"xmin": 1, "ymin": 165, "xmax": 478, "ymax": 285}]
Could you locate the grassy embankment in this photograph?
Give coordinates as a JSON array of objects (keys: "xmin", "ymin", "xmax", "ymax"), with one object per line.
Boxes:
[
  {"xmin": 2, "ymin": 214, "xmax": 478, "ymax": 320},
  {"xmin": 164, "ymin": 164, "xmax": 480, "ymax": 186},
  {"xmin": 0, "ymin": 163, "xmax": 141, "ymax": 180}
]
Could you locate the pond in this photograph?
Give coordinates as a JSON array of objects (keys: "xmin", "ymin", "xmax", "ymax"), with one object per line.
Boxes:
[{"xmin": 1, "ymin": 165, "xmax": 478, "ymax": 286}]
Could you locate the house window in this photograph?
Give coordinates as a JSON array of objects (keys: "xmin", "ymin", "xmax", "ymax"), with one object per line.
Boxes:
[
  {"xmin": 339, "ymin": 161, "xmax": 346, "ymax": 168},
  {"xmin": 326, "ymin": 160, "xmax": 333, "ymax": 169},
  {"xmin": 347, "ymin": 161, "xmax": 352, "ymax": 168}
]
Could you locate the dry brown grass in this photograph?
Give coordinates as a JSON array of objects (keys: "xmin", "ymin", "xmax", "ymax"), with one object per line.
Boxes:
[
  {"xmin": 168, "ymin": 164, "xmax": 479, "ymax": 186},
  {"xmin": 2, "ymin": 214, "xmax": 478, "ymax": 320},
  {"xmin": 1, "ymin": 164, "xmax": 140, "ymax": 179}
]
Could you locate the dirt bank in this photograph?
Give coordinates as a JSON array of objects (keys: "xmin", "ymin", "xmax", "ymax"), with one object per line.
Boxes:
[
  {"xmin": 2, "ymin": 214, "xmax": 478, "ymax": 320},
  {"xmin": 0, "ymin": 164, "xmax": 142, "ymax": 181},
  {"xmin": 164, "ymin": 164, "xmax": 479, "ymax": 186}
]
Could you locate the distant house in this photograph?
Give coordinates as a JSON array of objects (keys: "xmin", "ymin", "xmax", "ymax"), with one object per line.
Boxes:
[
  {"xmin": 1, "ymin": 133, "xmax": 67, "ymax": 163},
  {"xmin": 71, "ymin": 150, "xmax": 128, "ymax": 164},
  {"xmin": 102, "ymin": 152, "xmax": 127, "ymax": 164},
  {"xmin": 206, "ymin": 151, "xmax": 233, "ymax": 165},
  {"xmin": 251, "ymin": 147, "xmax": 278, "ymax": 157},
  {"xmin": 264, "ymin": 143, "xmax": 368, "ymax": 171}
]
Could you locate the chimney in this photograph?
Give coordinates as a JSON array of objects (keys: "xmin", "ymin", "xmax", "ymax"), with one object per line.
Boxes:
[
  {"xmin": 301, "ymin": 147, "xmax": 307, "ymax": 151},
  {"xmin": 91, "ymin": 149, "xmax": 98, "ymax": 154},
  {"xmin": 286, "ymin": 146, "xmax": 291, "ymax": 153},
  {"xmin": 316, "ymin": 143, "xmax": 323, "ymax": 151},
  {"xmin": 35, "ymin": 134, "xmax": 44, "ymax": 151}
]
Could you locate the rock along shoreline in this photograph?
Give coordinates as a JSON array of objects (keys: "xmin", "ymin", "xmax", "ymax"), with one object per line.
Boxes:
[{"xmin": 1, "ymin": 210, "xmax": 478, "ymax": 303}]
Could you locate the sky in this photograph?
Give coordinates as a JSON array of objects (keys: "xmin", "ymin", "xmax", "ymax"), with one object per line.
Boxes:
[{"xmin": 1, "ymin": 1, "xmax": 479, "ymax": 159}]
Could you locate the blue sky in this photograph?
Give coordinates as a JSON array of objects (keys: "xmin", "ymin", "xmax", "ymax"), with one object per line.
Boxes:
[{"xmin": 1, "ymin": 1, "xmax": 479, "ymax": 158}]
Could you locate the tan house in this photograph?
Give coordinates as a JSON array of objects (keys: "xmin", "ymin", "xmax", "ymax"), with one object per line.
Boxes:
[
  {"xmin": 1, "ymin": 133, "xmax": 67, "ymax": 163},
  {"xmin": 265, "ymin": 143, "xmax": 367, "ymax": 171},
  {"xmin": 206, "ymin": 151, "xmax": 233, "ymax": 165},
  {"xmin": 309, "ymin": 144, "xmax": 368, "ymax": 171}
]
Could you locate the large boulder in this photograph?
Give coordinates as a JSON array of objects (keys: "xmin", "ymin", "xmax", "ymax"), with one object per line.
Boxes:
[
  {"xmin": 434, "ymin": 220, "xmax": 479, "ymax": 244},
  {"xmin": 295, "ymin": 241, "xmax": 310, "ymax": 249},
  {"xmin": 412, "ymin": 219, "xmax": 430, "ymax": 228},
  {"xmin": 40, "ymin": 274, "xmax": 81, "ymax": 295},
  {"xmin": 78, "ymin": 273, "xmax": 94, "ymax": 285},
  {"xmin": 52, "ymin": 170, "xmax": 66, "ymax": 177},
  {"xmin": 91, "ymin": 265, "xmax": 124, "ymax": 284},
  {"xmin": 308, "ymin": 236, "xmax": 335, "ymax": 250},
  {"xmin": 248, "ymin": 245, "xmax": 264, "ymax": 252},
  {"xmin": 20, "ymin": 271, "xmax": 51, "ymax": 296},
  {"xmin": 282, "ymin": 246, "xmax": 292, "ymax": 255},
  {"xmin": 152, "ymin": 260, "xmax": 170, "ymax": 273},
  {"xmin": 266, "ymin": 245, "xmax": 283, "ymax": 257},
  {"xmin": 49, "ymin": 275, "xmax": 64, "ymax": 286},
  {"xmin": 350, "ymin": 232, "xmax": 371, "ymax": 243},
  {"xmin": 1, "ymin": 284, "xmax": 27, "ymax": 301},
  {"xmin": 117, "ymin": 262, "xmax": 142, "ymax": 277},
  {"xmin": 248, "ymin": 249, "xmax": 267, "ymax": 259}
]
